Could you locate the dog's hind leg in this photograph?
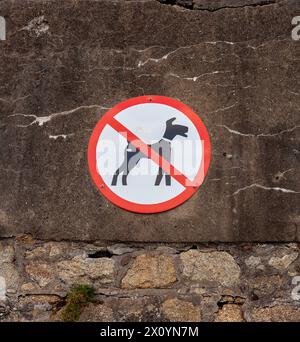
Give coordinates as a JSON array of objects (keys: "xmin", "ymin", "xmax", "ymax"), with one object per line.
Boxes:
[
  {"xmin": 155, "ymin": 167, "xmax": 164, "ymax": 186},
  {"xmin": 112, "ymin": 164, "xmax": 126, "ymax": 186},
  {"xmin": 111, "ymin": 169, "xmax": 119, "ymax": 186},
  {"xmin": 122, "ymin": 152, "xmax": 142, "ymax": 185},
  {"xmin": 111, "ymin": 159, "xmax": 127, "ymax": 186}
]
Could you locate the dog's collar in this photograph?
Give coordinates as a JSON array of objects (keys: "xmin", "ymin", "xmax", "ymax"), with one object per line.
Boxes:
[{"xmin": 162, "ymin": 137, "xmax": 172, "ymax": 142}]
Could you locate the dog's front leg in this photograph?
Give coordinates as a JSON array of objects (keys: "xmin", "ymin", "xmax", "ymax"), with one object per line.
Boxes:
[
  {"xmin": 122, "ymin": 173, "xmax": 128, "ymax": 185},
  {"xmin": 111, "ymin": 169, "xmax": 120, "ymax": 186},
  {"xmin": 165, "ymin": 174, "xmax": 171, "ymax": 186}
]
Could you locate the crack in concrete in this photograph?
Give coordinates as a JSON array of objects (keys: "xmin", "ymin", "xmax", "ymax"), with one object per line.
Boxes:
[
  {"xmin": 232, "ymin": 183, "xmax": 300, "ymax": 196},
  {"xmin": 276, "ymin": 168, "xmax": 294, "ymax": 178},
  {"xmin": 9, "ymin": 105, "xmax": 111, "ymax": 127},
  {"xmin": 137, "ymin": 44, "xmax": 200, "ymax": 67},
  {"xmin": 49, "ymin": 134, "xmax": 75, "ymax": 140},
  {"xmin": 137, "ymin": 73, "xmax": 236, "ymax": 88},
  {"xmin": 0, "ymin": 95, "xmax": 30, "ymax": 105},
  {"xmin": 169, "ymin": 70, "xmax": 231, "ymax": 82},
  {"xmin": 218, "ymin": 124, "xmax": 300, "ymax": 138},
  {"xmin": 0, "ymin": 167, "xmax": 31, "ymax": 174},
  {"xmin": 157, "ymin": 0, "xmax": 277, "ymax": 12},
  {"xmin": 19, "ymin": 15, "xmax": 49, "ymax": 37},
  {"xmin": 135, "ymin": 36, "xmax": 288, "ymax": 68},
  {"xmin": 207, "ymin": 102, "xmax": 238, "ymax": 114}
]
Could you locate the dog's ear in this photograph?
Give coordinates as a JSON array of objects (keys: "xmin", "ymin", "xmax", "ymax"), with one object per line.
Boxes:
[{"xmin": 166, "ymin": 117, "xmax": 176, "ymax": 126}]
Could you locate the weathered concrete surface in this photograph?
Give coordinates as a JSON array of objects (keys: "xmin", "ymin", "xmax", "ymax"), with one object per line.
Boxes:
[{"xmin": 0, "ymin": 0, "xmax": 299, "ymax": 242}]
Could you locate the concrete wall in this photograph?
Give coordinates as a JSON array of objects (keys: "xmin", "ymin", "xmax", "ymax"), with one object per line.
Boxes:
[
  {"xmin": 0, "ymin": 0, "xmax": 300, "ymax": 322},
  {"xmin": 0, "ymin": 0, "xmax": 299, "ymax": 242}
]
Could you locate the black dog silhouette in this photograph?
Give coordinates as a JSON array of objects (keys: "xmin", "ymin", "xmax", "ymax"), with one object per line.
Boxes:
[{"xmin": 111, "ymin": 117, "xmax": 188, "ymax": 186}]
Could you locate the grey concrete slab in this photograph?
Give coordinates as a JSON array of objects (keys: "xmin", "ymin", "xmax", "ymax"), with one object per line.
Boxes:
[{"xmin": 0, "ymin": 0, "xmax": 299, "ymax": 241}]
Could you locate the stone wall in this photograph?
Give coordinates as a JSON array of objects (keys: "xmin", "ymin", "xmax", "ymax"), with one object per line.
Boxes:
[{"xmin": 1, "ymin": 237, "xmax": 300, "ymax": 322}]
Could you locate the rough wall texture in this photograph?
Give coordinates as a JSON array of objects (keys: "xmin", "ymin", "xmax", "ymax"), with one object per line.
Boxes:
[
  {"xmin": 0, "ymin": 0, "xmax": 299, "ymax": 242},
  {"xmin": 1, "ymin": 0, "xmax": 300, "ymax": 322},
  {"xmin": 0, "ymin": 238, "xmax": 300, "ymax": 322}
]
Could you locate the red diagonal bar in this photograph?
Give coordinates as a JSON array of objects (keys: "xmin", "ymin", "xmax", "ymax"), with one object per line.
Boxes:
[{"xmin": 109, "ymin": 118, "xmax": 195, "ymax": 188}]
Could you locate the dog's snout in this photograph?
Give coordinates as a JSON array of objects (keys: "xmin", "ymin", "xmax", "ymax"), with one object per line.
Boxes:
[{"xmin": 182, "ymin": 125, "xmax": 189, "ymax": 137}]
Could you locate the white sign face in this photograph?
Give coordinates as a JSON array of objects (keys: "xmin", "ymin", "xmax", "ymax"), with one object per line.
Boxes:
[{"xmin": 88, "ymin": 96, "xmax": 211, "ymax": 213}]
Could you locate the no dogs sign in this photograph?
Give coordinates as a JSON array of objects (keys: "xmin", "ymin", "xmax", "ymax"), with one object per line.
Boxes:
[{"xmin": 88, "ymin": 96, "xmax": 211, "ymax": 213}]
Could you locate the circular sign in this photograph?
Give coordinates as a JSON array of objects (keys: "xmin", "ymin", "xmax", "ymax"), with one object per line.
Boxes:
[{"xmin": 88, "ymin": 95, "xmax": 211, "ymax": 213}]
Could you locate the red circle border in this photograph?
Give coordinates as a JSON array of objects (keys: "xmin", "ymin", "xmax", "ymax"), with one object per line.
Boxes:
[{"xmin": 88, "ymin": 95, "xmax": 211, "ymax": 214}]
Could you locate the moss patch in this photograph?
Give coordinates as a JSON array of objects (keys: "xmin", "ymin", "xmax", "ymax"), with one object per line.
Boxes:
[{"xmin": 60, "ymin": 284, "xmax": 96, "ymax": 322}]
